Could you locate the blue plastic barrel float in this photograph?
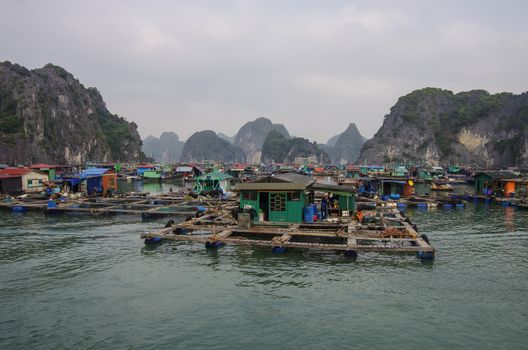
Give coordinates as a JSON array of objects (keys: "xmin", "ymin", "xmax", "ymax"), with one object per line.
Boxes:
[
  {"xmin": 303, "ymin": 205, "xmax": 315, "ymax": 223},
  {"xmin": 390, "ymin": 193, "xmax": 400, "ymax": 200},
  {"xmin": 144, "ymin": 236, "xmax": 162, "ymax": 244},
  {"xmin": 443, "ymin": 203, "xmax": 453, "ymax": 209},
  {"xmin": 416, "ymin": 203, "xmax": 428, "ymax": 210},
  {"xmin": 272, "ymin": 246, "xmax": 287, "ymax": 254},
  {"xmin": 397, "ymin": 202, "xmax": 407, "ymax": 208},
  {"xmin": 501, "ymin": 201, "xmax": 510, "ymax": 207},
  {"xmin": 12, "ymin": 205, "xmax": 26, "ymax": 212},
  {"xmin": 381, "ymin": 195, "xmax": 389, "ymax": 201},
  {"xmin": 455, "ymin": 203, "xmax": 465, "ymax": 209}
]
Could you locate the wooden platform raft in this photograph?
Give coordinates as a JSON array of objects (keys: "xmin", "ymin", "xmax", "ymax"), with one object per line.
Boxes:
[
  {"xmin": 0, "ymin": 194, "xmax": 239, "ymax": 219},
  {"xmin": 140, "ymin": 208, "xmax": 435, "ymax": 260}
]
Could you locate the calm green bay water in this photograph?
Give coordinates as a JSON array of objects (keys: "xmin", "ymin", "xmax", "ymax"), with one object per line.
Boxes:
[{"xmin": 1, "ymin": 198, "xmax": 527, "ymax": 349}]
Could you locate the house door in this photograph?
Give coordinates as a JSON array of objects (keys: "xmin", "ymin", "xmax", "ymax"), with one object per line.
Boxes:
[
  {"xmin": 269, "ymin": 192, "xmax": 287, "ymax": 222},
  {"xmin": 259, "ymin": 192, "xmax": 269, "ymax": 221}
]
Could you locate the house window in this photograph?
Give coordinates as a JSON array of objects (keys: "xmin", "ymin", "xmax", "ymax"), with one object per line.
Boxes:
[
  {"xmin": 242, "ymin": 191, "xmax": 257, "ymax": 200},
  {"xmin": 270, "ymin": 193, "xmax": 286, "ymax": 212},
  {"xmin": 287, "ymin": 192, "xmax": 300, "ymax": 201}
]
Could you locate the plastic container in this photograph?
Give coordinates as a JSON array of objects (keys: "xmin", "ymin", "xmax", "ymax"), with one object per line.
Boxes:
[
  {"xmin": 390, "ymin": 193, "xmax": 400, "ymax": 200},
  {"xmin": 303, "ymin": 206, "xmax": 314, "ymax": 223}
]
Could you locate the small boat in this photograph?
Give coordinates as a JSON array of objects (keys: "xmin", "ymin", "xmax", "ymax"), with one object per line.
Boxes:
[{"xmin": 430, "ymin": 182, "xmax": 454, "ymax": 191}]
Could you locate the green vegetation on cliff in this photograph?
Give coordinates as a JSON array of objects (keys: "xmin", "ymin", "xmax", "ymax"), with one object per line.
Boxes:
[
  {"xmin": 0, "ymin": 61, "xmax": 145, "ymax": 164},
  {"xmin": 261, "ymin": 130, "xmax": 330, "ymax": 163},
  {"xmin": 360, "ymin": 87, "xmax": 528, "ymax": 167}
]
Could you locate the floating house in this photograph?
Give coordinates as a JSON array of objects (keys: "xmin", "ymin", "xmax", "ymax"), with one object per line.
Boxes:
[
  {"xmin": 136, "ymin": 164, "xmax": 156, "ymax": 177},
  {"xmin": 193, "ymin": 171, "xmax": 233, "ymax": 195},
  {"xmin": 0, "ymin": 175, "xmax": 23, "ymax": 194},
  {"xmin": 474, "ymin": 171, "xmax": 522, "ymax": 196},
  {"xmin": 359, "ymin": 177, "xmax": 413, "ymax": 198},
  {"xmin": 175, "ymin": 164, "xmax": 203, "ymax": 179},
  {"xmin": 0, "ymin": 168, "xmax": 48, "ymax": 193},
  {"xmin": 360, "ymin": 165, "xmax": 385, "ymax": 176},
  {"xmin": 64, "ymin": 168, "xmax": 117, "ymax": 195},
  {"xmin": 390, "ymin": 165, "xmax": 409, "ymax": 177},
  {"xmin": 345, "ymin": 165, "xmax": 361, "ymax": 179},
  {"xmin": 78, "ymin": 168, "xmax": 118, "ymax": 195},
  {"xmin": 234, "ymin": 173, "xmax": 355, "ymax": 223},
  {"xmin": 142, "ymin": 169, "xmax": 163, "ymax": 181},
  {"xmin": 29, "ymin": 163, "xmax": 58, "ymax": 181}
]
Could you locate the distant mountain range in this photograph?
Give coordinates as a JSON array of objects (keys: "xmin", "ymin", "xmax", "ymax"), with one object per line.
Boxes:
[
  {"xmin": 143, "ymin": 118, "xmax": 366, "ymax": 164},
  {"xmin": 261, "ymin": 130, "xmax": 330, "ymax": 163},
  {"xmin": 179, "ymin": 130, "xmax": 246, "ymax": 163},
  {"xmin": 322, "ymin": 123, "xmax": 367, "ymax": 164},
  {"xmin": 7, "ymin": 60, "xmax": 522, "ymax": 167},
  {"xmin": 233, "ymin": 117, "xmax": 290, "ymax": 163},
  {"xmin": 142, "ymin": 132, "xmax": 184, "ymax": 163}
]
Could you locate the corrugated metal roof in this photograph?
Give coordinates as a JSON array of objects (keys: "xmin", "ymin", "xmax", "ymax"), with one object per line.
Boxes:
[
  {"xmin": 82, "ymin": 168, "xmax": 111, "ymax": 176},
  {"xmin": 475, "ymin": 171, "xmax": 520, "ymax": 179},
  {"xmin": 233, "ymin": 182, "xmax": 307, "ymax": 191},
  {"xmin": 275, "ymin": 173, "xmax": 316, "ymax": 186},
  {"xmin": 195, "ymin": 171, "xmax": 232, "ymax": 181}
]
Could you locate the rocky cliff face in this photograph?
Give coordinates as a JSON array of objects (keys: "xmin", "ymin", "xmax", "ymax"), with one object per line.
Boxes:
[
  {"xmin": 359, "ymin": 88, "xmax": 528, "ymax": 167},
  {"xmin": 217, "ymin": 133, "xmax": 234, "ymax": 144},
  {"xmin": 0, "ymin": 61, "xmax": 144, "ymax": 164},
  {"xmin": 326, "ymin": 123, "xmax": 366, "ymax": 164},
  {"xmin": 142, "ymin": 132, "xmax": 184, "ymax": 163},
  {"xmin": 233, "ymin": 117, "xmax": 290, "ymax": 163},
  {"xmin": 261, "ymin": 130, "xmax": 330, "ymax": 164},
  {"xmin": 180, "ymin": 130, "xmax": 246, "ymax": 162}
]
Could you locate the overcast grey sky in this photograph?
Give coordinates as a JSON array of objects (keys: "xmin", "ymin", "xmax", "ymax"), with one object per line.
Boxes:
[{"xmin": 1, "ymin": 0, "xmax": 527, "ymax": 142}]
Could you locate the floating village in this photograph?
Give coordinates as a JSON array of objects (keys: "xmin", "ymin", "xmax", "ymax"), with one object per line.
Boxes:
[{"xmin": 1, "ymin": 160, "xmax": 527, "ymax": 262}]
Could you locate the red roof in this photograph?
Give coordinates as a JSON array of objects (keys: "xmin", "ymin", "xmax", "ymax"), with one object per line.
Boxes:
[
  {"xmin": 0, "ymin": 167, "xmax": 33, "ymax": 176},
  {"xmin": 30, "ymin": 163, "xmax": 57, "ymax": 169},
  {"xmin": 0, "ymin": 174, "xmax": 21, "ymax": 179}
]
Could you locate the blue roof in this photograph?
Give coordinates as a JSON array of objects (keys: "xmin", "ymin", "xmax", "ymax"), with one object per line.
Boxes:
[{"xmin": 82, "ymin": 168, "xmax": 110, "ymax": 177}]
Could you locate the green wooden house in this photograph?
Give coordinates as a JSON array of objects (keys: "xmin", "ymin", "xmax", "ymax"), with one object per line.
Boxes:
[
  {"xmin": 234, "ymin": 173, "xmax": 314, "ymax": 223},
  {"xmin": 193, "ymin": 171, "xmax": 233, "ymax": 194},
  {"xmin": 233, "ymin": 173, "xmax": 356, "ymax": 223}
]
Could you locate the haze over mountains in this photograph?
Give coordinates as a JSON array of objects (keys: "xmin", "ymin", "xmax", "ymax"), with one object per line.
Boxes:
[
  {"xmin": 2, "ymin": 62, "xmax": 527, "ymax": 167},
  {"xmin": 143, "ymin": 117, "xmax": 366, "ymax": 164}
]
